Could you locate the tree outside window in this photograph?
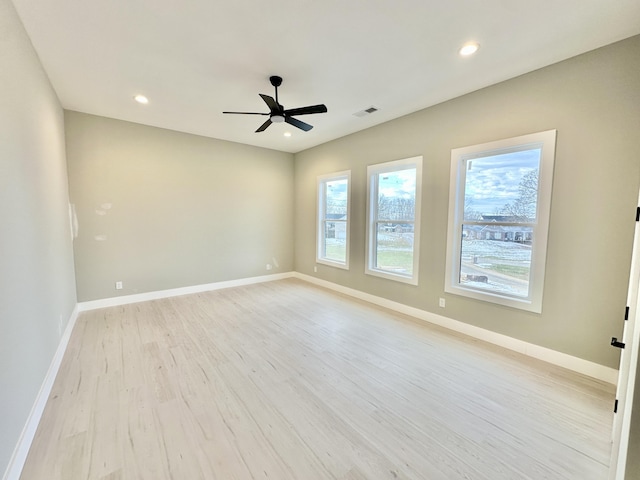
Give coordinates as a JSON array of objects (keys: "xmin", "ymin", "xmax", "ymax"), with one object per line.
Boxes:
[
  {"xmin": 317, "ymin": 172, "xmax": 350, "ymax": 269},
  {"xmin": 445, "ymin": 131, "xmax": 556, "ymax": 312},
  {"xmin": 366, "ymin": 156, "xmax": 422, "ymax": 285}
]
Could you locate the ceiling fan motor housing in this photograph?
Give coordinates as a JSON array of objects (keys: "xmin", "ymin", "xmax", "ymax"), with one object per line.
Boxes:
[{"xmin": 269, "ymin": 76, "xmax": 283, "ymax": 87}]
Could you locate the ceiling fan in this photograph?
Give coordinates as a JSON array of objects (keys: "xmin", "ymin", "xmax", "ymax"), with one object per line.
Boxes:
[{"xmin": 223, "ymin": 76, "xmax": 327, "ymax": 133}]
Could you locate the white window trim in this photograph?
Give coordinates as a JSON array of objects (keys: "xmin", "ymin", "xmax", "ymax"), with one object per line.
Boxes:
[
  {"xmin": 444, "ymin": 130, "xmax": 557, "ymax": 313},
  {"xmin": 316, "ymin": 170, "xmax": 351, "ymax": 270},
  {"xmin": 365, "ymin": 156, "xmax": 422, "ymax": 285}
]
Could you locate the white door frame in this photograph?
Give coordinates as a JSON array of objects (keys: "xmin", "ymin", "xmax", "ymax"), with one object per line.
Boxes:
[{"xmin": 609, "ymin": 191, "xmax": 640, "ymax": 480}]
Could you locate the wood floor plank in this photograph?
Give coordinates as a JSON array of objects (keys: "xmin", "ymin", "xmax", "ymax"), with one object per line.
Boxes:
[{"xmin": 20, "ymin": 279, "xmax": 615, "ymax": 479}]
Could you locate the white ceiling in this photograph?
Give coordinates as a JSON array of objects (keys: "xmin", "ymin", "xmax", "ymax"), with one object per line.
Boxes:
[{"xmin": 11, "ymin": 0, "xmax": 640, "ymax": 154}]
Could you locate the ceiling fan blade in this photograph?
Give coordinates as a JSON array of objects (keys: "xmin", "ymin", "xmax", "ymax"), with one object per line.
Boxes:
[
  {"xmin": 226, "ymin": 77, "xmax": 326, "ymax": 133},
  {"xmin": 223, "ymin": 111, "xmax": 269, "ymax": 115},
  {"xmin": 283, "ymin": 104, "xmax": 328, "ymax": 116},
  {"xmin": 285, "ymin": 116, "xmax": 313, "ymax": 132},
  {"xmin": 256, "ymin": 119, "xmax": 272, "ymax": 132},
  {"xmin": 259, "ymin": 94, "xmax": 279, "ymax": 113}
]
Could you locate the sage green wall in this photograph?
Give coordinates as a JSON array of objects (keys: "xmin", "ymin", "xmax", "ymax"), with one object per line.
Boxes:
[
  {"xmin": 0, "ymin": 0, "xmax": 77, "ymax": 474},
  {"xmin": 294, "ymin": 35, "xmax": 640, "ymax": 368},
  {"xmin": 65, "ymin": 112, "xmax": 294, "ymax": 302}
]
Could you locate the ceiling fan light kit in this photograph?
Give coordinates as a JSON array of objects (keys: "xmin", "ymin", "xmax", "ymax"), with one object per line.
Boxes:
[{"xmin": 223, "ymin": 75, "xmax": 327, "ymax": 133}]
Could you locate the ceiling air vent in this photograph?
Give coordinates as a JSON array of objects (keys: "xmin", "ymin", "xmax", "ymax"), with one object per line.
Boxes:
[{"xmin": 353, "ymin": 106, "xmax": 379, "ymax": 118}]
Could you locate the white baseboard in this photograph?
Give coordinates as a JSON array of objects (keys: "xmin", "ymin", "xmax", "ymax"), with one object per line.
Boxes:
[
  {"xmin": 293, "ymin": 272, "xmax": 618, "ymax": 385},
  {"xmin": 78, "ymin": 272, "xmax": 294, "ymax": 311},
  {"xmin": 2, "ymin": 304, "xmax": 80, "ymax": 480},
  {"xmin": 4, "ymin": 273, "xmax": 293, "ymax": 479},
  {"xmin": 78, "ymin": 271, "xmax": 618, "ymax": 384},
  {"xmin": 3, "ymin": 272, "xmax": 618, "ymax": 480}
]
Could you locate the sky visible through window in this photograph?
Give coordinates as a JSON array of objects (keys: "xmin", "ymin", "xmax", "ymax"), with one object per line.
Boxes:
[
  {"xmin": 326, "ymin": 179, "xmax": 348, "ymax": 213},
  {"xmin": 320, "ymin": 176, "xmax": 349, "ymax": 266},
  {"xmin": 379, "ymin": 169, "xmax": 416, "ymax": 204},
  {"xmin": 446, "ymin": 130, "xmax": 555, "ymax": 311},
  {"xmin": 464, "ymin": 148, "xmax": 541, "ymax": 216}
]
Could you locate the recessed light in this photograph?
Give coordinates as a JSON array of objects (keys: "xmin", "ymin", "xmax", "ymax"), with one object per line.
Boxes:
[
  {"xmin": 459, "ymin": 42, "xmax": 480, "ymax": 57},
  {"xmin": 134, "ymin": 94, "xmax": 149, "ymax": 104},
  {"xmin": 284, "ymin": 132, "xmax": 292, "ymax": 137}
]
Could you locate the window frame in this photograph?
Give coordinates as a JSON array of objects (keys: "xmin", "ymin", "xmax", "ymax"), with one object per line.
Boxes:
[
  {"xmin": 365, "ymin": 156, "xmax": 423, "ymax": 285},
  {"xmin": 316, "ymin": 170, "xmax": 351, "ymax": 270},
  {"xmin": 444, "ymin": 130, "xmax": 557, "ymax": 313}
]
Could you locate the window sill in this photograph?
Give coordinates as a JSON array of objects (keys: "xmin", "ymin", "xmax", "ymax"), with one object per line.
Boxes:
[
  {"xmin": 444, "ymin": 283, "xmax": 542, "ymax": 313},
  {"xmin": 316, "ymin": 258, "xmax": 349, "ymax": 270},
  {"xmin": 365, "ymin": 268, "xmax": 418, "ymax": 286}
]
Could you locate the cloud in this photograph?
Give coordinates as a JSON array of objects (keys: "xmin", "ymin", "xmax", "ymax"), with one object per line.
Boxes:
[
  {"xmin": 326, "ymin": 178, "xmax": 348, "ymax": 202},
  {"xmin": 464, "ymin": 148, "xmax": 540, "ymax": 214},
  {"xmin": 379, "ymin": 168, "xmax": 416, "ymax": 199}
]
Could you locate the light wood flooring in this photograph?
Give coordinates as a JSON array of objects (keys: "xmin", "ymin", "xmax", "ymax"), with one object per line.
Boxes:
[{"xmin": 21, "ymin": 279, "xmax": 615, "ymax": 479}]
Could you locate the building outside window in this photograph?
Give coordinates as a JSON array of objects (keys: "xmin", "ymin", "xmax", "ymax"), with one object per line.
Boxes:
[
  {"xmin": 366, "ymin": 156, "xmax": 422, "ymax": 285},
  {"xmin": 445, "ymin": 130, "xmax": 557, "ymax": 312},
  {"xmin": 317, "ymin": 171, "xmax": 350, "ymax": 269}
]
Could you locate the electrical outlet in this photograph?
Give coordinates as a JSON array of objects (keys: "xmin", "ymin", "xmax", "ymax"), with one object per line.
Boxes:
[
  {"xmin": 314, "ymin": 266, "xmax": 318, "ymax": 273},
  {"xmin": 439, "ymin": 298, "xmax": 446, "ymax": 308},
  {"xmin": 115, "ymin": 281, "xmax": 123, "ymax": 290},
  {"xmin": 266, "ymin": 264, "xmax": 272, "ymax": 271}
]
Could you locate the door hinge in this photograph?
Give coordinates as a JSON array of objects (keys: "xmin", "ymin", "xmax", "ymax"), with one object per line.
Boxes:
[
  {"xmin": 625, "ymin": 306, "xmax": 630, "ymax": 321},
  {"xmin": 636, "ymin": 206, "xmax": 640, "ymax": 222},
  {"xmin": 611, "ymin": 337, "xmax": 626, "ymax": 349},
  {"xmin": 615, "ymin": 398, "xmax": 619, "ymax": 413}
]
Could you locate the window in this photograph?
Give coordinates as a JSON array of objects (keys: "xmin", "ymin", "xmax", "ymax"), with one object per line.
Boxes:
[
  {"xmin": 445, "ymin": 130, "xmax": 557, "ymax": 312},
  {"xmin": 366, "ymin": 156, "xmax": 422, "ymax": 285},
  {"xmin": 317, "ymin": 171, "xmax": 350, "ymax": 269}
]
